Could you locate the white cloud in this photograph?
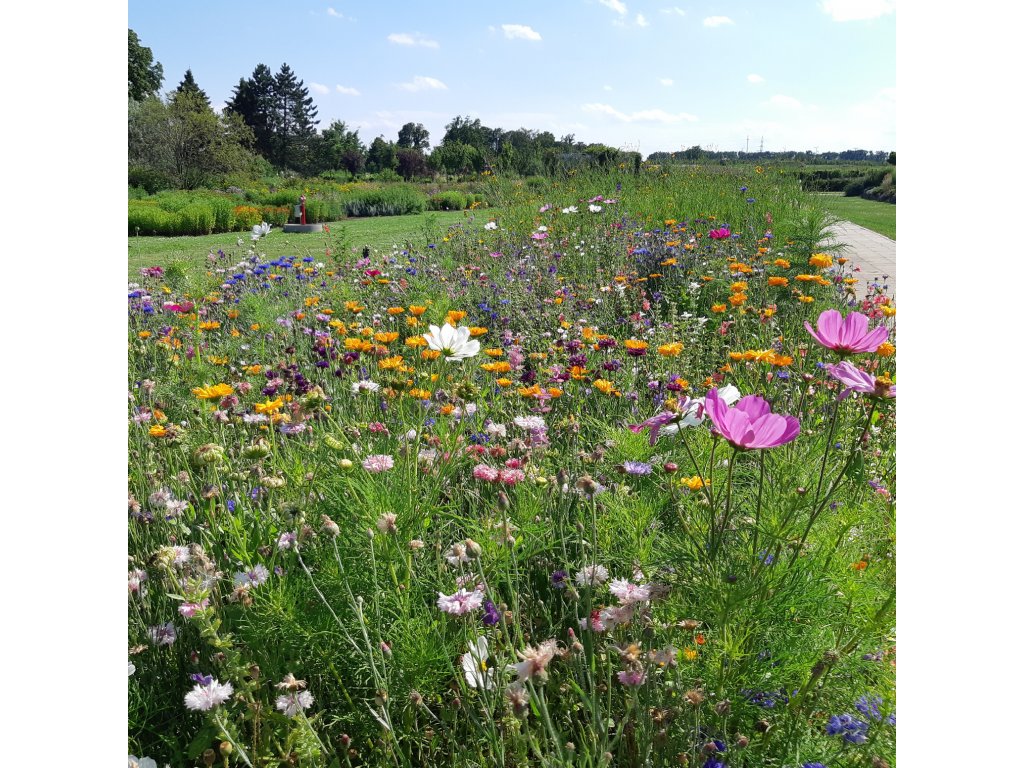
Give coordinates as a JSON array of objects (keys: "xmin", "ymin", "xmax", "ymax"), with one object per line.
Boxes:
[
  {"xmin": 502, "ymin": 24, "xmax": 542, "ymax": 40},
  {"xmin": 703, "ymin": 16, "xmax": 734, "ymax": 27},
  {"xmin": 660, "ymin": 6, "xmax": 685, "ymax": 16},
  {"xmin": 599, "ymin": 0, "xmax": 628, "ymax": 14},
  {"xmin": 659, "ymin": 78, "xmax": 673, "ymax": 86},
  {"xmin": 388, "ymin": 32, "xmax": 440, "ymax": 48},
  {"xmin": 326, "ymin": 7, "xmax": 347, "ymax": 19},
  {"xmin": 820, "ymin": 0, "xmax": 895, "ymax": 22},
  {"xmin": 336, "ymin": 84, "xmax": 360, "ymax": 96},
  {"xmin": 769, "ymin": 94, "xmax": 803, "ymax": 109},
  {"xmin": 635, "ymin": 13, "xmax": 649, "ymax": 26},
  {"xmin": 603, "ymin": 85, "xmax": 613, "ymax": 91},
  {"xmin": 397, "ymin": 75, "xmax": 448, "ymax": 92},
  {"xmin": 747, "ymin": 74, "xmax": 764, "ymax": 84},
  {"xmin": 583, "ymin": 103, "xmax": 698, "ymax": 123},
  {"xmin": 309, "ymin": 82, "xmax": 329, "ymax": 95}
]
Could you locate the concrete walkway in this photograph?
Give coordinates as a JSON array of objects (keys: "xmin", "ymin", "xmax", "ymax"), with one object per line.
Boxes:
[{"xmin": 827, "ymin": 221, "xmax": 896, "ymax": 300}]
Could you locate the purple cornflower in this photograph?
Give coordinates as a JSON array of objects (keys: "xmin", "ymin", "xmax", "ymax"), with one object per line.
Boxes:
[
  {"xmin": 825, "ymin": 713, "xmax": 870, "ymax": 744},
  {"xmin": 551, "ymin": 570, "xmax": 568, "ymax": 590},
  {"xmin": 481, "ymin": 599, "xmax": 501, "ymax": 626}
]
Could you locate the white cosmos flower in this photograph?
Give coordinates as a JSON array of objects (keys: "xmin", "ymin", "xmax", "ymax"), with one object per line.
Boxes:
[
  {"xmin": 423, "ymin": 323, "xmax": 481, "ymax": 362},
  {"xmin": 251, "ymin": 221, "xmax": 272, "ymax": 241},
  {"xmin": 484, "ymin": 221, "xmax": 498, "ymax": 230},
  {"xmin": 462, "ymin": 636, "xmax": 495, "ymax": 690},
  {"xmin": 588, "ymin": 204, "xmax": 602, "ymax": 213},
  {"xmin": 662, "ymin": 384, "xmax": 742, "ymax": 436},
  {"xmin": 128, "ymin": 757, "xmax": 158, "ymax": 768},
  {"xmin": 562, "ymin": 206, "xmax": 578, "ymax": 214}
]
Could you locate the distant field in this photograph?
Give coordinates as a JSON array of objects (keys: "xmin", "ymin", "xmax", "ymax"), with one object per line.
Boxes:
[
  {"xmin": 816, "ymin": 194, "xmax": 896, "ymax": 240},
  {"xmin": 127, "ymin": 209, "xmax": 477, "ymax": 277}
]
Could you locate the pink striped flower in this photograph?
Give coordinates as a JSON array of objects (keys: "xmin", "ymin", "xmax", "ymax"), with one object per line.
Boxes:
[
  {"xmin": 826, "ymin": 361, "xmax": 896, "ymax": 401},
  {"xmin": 804, "ymin": 310, "xmax": 889, "ymax": 356},
  {"xmin": 705, "ymin": 388, "xmax": 800, "ymax": 451}
]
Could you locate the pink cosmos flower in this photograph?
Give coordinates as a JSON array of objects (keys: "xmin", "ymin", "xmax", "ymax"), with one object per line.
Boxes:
[
  {"xmin": 826, "ymin": 361, "xmax": 896, "ymax": 401},
  {"xmin": 363, "ymin": 454, "xmax": 395, "ymax": 473},
  {"xmin": 804, "ymin": 309, "xmax": 889, "ymax": 355},
  {"xmin": 708, "ymin": 227, "xmax": 731, "ymax": 240},
  {"xmin": 437, "ymin": 589, "xmax": 484, "ymax": 615},
  {"xmin": 704, "ymin": 388, "xmax": 800, "ymax": 450}
]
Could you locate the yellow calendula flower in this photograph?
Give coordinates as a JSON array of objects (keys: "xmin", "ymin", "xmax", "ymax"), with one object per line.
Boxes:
[
  {"xmin": 469, "ymin": 327, "xmax": 488, "ymax": 337},
  {"xmin": 876, "ymin": 342, "xmax": 896, "ymax": 357},
  {"xmin": 680, "ymin": 475, "xmax": 706, "ymax": 491},
  {"xmin": 192, "ymin": 383, "xmax": 234, "ymax": 400},
  {"xmin": 809, "ymin": 253, "xmax": 833, "ymax": 268},
  {"xmin": 148, "ymin": 424, "xmax": 168, "ymax": 438},
  {"xmin": 375, "ymin": 332, "xmax": 399, "ymax": 344},
  {"xmin": 798, "ymin": 296, "xmax": 815, "ymax": 304},
  {"xmin": 378, "ymin": 356, "xmax": 405, "ymax": 370},
  {"xmin": 880, "ymin": 306, "xmax": 896, "ymax": 317},
  {"xmin": 481, "ymin": 361, "xmax": 512, "ymax": 374},
  {"xmin": 198, "ymin": 321, "xmax": 221, "ymax": 331},
  {"xmin": 254, "ymin": 398, "xmax": 284, "ymax": 415},
  {"xmin": 496, "ymin": 378, "xmax": 512, "ymax": 387},
  {"xmin": 593, "ymin": 379, "xmax": 620, "ymax": 396},
  {"xmin": 405, "ymin": 336, "xmax": 427, "ymax": 348}
]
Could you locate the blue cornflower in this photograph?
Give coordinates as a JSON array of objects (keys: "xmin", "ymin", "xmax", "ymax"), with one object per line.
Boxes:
[
  {"xmin": 622, "ymin": 461, "xmax": 654, "ymax": 476},
  {"xmin": 825, "ymin": 714, "xmax": 869, "ymax": 744},
  {"xmin": 740, "ymin": 186, "xmax": 748, "ymax": 192},
  {"xmin": 802, "ymin": 763, "xmax": 827, "ymax": 768},
  {"xmin": 551, "ymin": 570, "xmax": 568, "ymax": 589},
  {"xmin": 227, "ymin": 500, "xmax": 236, "ymax": 513}
]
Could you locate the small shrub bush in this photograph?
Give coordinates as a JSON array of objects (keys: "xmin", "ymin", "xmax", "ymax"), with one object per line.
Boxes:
[
  {"xmin": 345, "ymin": 185, "xmax": 425, "ymax": 217},
  {"xmin": 233, "ymin": 205, "xmax": 263, "ymax": 230},
  {"xmin": 427, "ymin": 191, "xmax": 468, "ymax": 211}
]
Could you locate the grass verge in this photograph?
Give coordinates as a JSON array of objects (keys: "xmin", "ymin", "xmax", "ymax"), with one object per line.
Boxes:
[{"xmin": 815, "ymin": 194, "xmax": 896, "ymax": 240}]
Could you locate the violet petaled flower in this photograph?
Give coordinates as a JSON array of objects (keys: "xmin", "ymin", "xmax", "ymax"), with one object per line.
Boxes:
[
  {"xmin": 804, "ymin": 309, "xmax": 889, "ymax": 355},
  {"xmin": 825, "ymin": 361, "xmax": 895, "ymax": 401},
  {"xmin": 481, "ymin": 599, "xmax": 500, "ymax": 626},
  {"xmin": 704, "ymin": 388, "xmax": 800, "ymax": 450},
  {"xmin": 628, "ymin": 411, "xmax": 678, "ymax": 446}
]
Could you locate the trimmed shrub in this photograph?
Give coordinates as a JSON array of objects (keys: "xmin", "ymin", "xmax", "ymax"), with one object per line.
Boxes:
[
  {"xmin": 427, "ymin": 191, "xmax": 468, "ymax": 211},
  {"xmin": 129, "ymin": 201, "xmax": 175, "ymax": 235},
  {"xmin": 234, "ymin": 205, "xmax": 263, "ymax": 230},
  {"xmin": 345, "ymin": 186, "xmax": 426, "ymax": 217},
  {"xmin": 178, "ymin": 204, "xmax": 215, "ymax": 236},
  {"xmin": 210, "ymin": 198, "xmax": 235, "ymax": 232}
]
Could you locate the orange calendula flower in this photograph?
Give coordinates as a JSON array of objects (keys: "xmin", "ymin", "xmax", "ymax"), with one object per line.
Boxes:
[
  {"xmin": 378, "ymin": 356, "xmax": 405, "ymax": 370},
  {"xmin": 421, "ymin": 349, "xmax": 441, "ymax": 361},
  {"xmin": 405, "ymin": 336, "xmax": 427, "ymax": 348},
  {"xmin": 728, "ymin": 294, "xmax": 747, "ymax": 306},
  {"xmin": 440, "ymin": 403, "xmax": 455, "ymax": 415},
  {"xmin": 680, "ymin": 475, "xmax": 706, "ymax": 491},
  {"xmin": 481, "ymin": 361, "xmax": 512, "ymax": 374},
  {"xmin": 852, "ymin": 559, "xmax": 869, "ymax": 571},
  {"xmin": 484, "ymin": 348, "xmax": 504, "ymax": 358},
  {"xmin": 795, "ymin": 274, "xmax": 816, "ymax": 282},
  {"xmin": 375, "ymin": 332, "xmax": 399, "ymax": 344},
  {"xmin": 250, "ymin": 323, "xmax": 261, "ymax": 331},
  {"xmin": 880, "ymin": 306, "xmax": 896, "ymax": 317},
  {"xmin": 569, "ymin": 366, "xmax": 590, "ymax": 380},
  {"xmin": 192, "ymin": 383, "xmax": 234, "ymax": 400},
  {"xmin": 809, "ymin": 253, "xmax": 833, "ymax": 268},
  {"xmin": 446, "ymin": 310, "xmax": 467, "ymax": 324},
  {"xmin": 798, "ymin": 296, "xmax": 815, "ymax": 304},
  {"xmin": 387, "ymin": 307, "xmax": 405, "ymax": 315},
  {"xmin": 345, "ymin": 301, "xmax": 365, "ymax": 313},
  {"xmin": 683, "ymin": 647, "xmax": 698, "ymax": 661},
  {"xmin": 730, "ymin": 281, "xmax": 748, "ymax": 293},
  {"xmin": 304, "ymin": 296, "xmax": 320, "ymax": 307},
  {"xmin": 409, "ymin": 305, "xmax": 427, "ymax": 317},
  {"xmin": 469, "ymin": 327, "xmax": 488, "ymax": 337},
  {"xmin": 198, "ymin": 321, "xmax": 221, "ymax": 331},
  {"xmin": 227, "ymin": 310, "xmax": 239, "ymax": 320},
  {"xmin": 658, "ymin": 342, "xmax": 684, "ymax": 357},
  {"xmin": 593, "ymin": 379, "xmax": 620, "ymax": 396},
  {"xmin": 496, "ymin": 377, "xmax": 512, "ymax": 387},
  {"xmin": 711, "ymin": 304, "xmax": 727, "ymax": 313},
  {"xmin": 148, "ymin": 424, "xmax": 168, "ymax": 438},
  {"xmin": 624, "ymin": 339, "xmax": 649, "ymax": 352},
  {"xmin": 773, "ymin": 258, "xmax": 791, "ymax": 269},
  {"xmin": 768, "ymin": 276, "xmax": 789, "ymax": 287},
  {"xmin": 138, "ymin": 331, "xmax": 152, "ymax": 339},
  {"xmin": 244, "ymin": 365, "xmax": 262, "ymax": 375},
  {"xmin": 547, "ymin": 387, "xmax": 563, "ymax": 398},
  {"xmin": 876, "ymin": 342, "xmax": 895, "ymax": 357}
]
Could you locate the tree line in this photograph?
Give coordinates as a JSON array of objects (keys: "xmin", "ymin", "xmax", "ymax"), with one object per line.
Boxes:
[{"xmin": 128, "ymin": 29, "xmax": 891, "ymax": 192}]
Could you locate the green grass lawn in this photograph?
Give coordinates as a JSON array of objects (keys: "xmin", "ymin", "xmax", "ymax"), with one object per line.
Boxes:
[
  {"xmin": 815, "ymin": 194, "xmax": 896, "ymax": 240},
  {"xmin": 127, "ymin": 209, "xmax": 480, "ymax": 277}
]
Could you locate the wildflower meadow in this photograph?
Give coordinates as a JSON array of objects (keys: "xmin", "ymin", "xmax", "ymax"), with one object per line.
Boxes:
[{"xmin": 128, "ymin": 168, "xmax": 896, "ymax": 767}]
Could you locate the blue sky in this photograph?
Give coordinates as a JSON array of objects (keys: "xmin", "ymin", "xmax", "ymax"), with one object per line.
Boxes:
[{"xmin": 128, "ymin": 0, "xmax": 895, "ymax": 155}]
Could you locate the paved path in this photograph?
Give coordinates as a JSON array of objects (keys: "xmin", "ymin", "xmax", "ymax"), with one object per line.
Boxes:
[{"xmin": 827, "ymin": 221, "xmax": 896, "ymax": 300}]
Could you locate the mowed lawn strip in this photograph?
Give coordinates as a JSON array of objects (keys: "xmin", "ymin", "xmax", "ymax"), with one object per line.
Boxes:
[
  {"xmin": 816, "ymin": 194, "xmax": 896, "ymax": 240},
  {"xmin": 127, "ymin": 209, "xmax": 479, "ymax": 276}
]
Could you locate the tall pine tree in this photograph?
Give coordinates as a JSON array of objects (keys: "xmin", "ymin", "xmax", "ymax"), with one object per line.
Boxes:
[
  {"xmin": 272, "ymin": 63, "xmax": 319, "ymax": 171},
  {"xmin": 226, "ymin": 63, "xmax": 319, "ymax": 171},
  {"xmin": 170, "ymin": 69, "xmax": 211, "ymax": 112},
  {"xmin": 225, "ymin": 64, "xmax": 277, "ymax": 162}
]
